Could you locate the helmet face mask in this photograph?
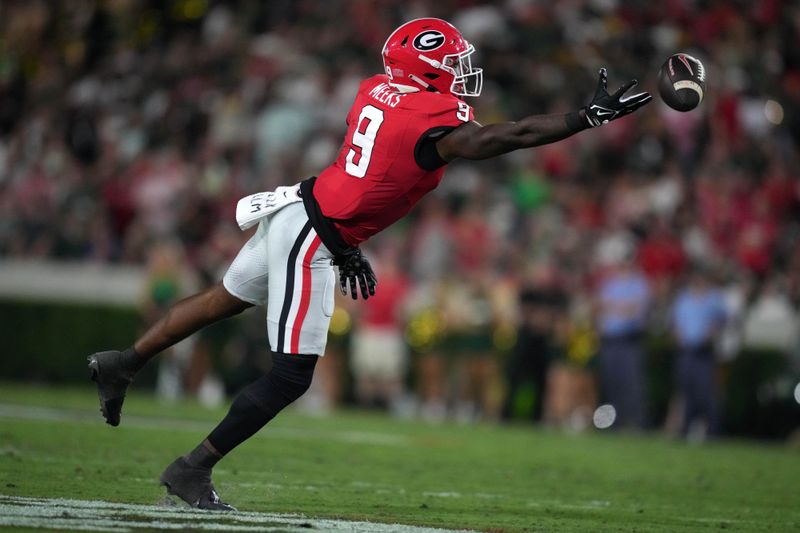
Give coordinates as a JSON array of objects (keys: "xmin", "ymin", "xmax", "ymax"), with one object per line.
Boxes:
[
  {"xmin": 443, "ymin": 45, "xmax": 482, "ymax": 97},
  {"xmin": 382, "ymin": 18, "xmax": 483, "ymax": 98}
]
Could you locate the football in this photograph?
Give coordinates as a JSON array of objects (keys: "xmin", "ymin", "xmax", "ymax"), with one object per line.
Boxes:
[{"xmin": 658, "ymin": 53, "xmax": 706, "ymax": 111}]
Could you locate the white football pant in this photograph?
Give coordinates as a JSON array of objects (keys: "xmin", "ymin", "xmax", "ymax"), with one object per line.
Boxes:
[{"xmin": 223, "ymin": 203, "xmax": 336, "ymax": 355}]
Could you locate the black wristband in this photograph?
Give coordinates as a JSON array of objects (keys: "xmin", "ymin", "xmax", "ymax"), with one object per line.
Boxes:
[{"xmin": 565, "ymin": 110, "xmax": 588, "ymax": 133}]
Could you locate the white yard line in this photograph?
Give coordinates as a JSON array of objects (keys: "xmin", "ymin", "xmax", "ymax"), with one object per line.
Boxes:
[
  {"xmin": 0, "ymin": 495, "xmax": 475, "ymax": 533},
  {"xmin": 0, "ymin": 403, "xmax": 410, "ymax": 446}
]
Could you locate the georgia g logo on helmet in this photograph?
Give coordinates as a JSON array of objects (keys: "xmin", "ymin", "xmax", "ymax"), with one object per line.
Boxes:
[{"xmin": 412, "ymin": 30, "xmax": 445, "ymax": 51}]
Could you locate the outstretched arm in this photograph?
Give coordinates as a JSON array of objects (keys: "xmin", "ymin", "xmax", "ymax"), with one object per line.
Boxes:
[
  {"xmin": 436, "ymin": 68, "xmax": 652, "ymax": 162},
  {"xmin": 435, "ymin": 112, "xmax": 587, "ymax": 161},
  {"xmin": 134, "ymin": 282, "xmax": 252, "ymax": 360}
]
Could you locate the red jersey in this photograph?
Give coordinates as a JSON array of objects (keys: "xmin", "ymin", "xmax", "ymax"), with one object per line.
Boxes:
[{"xmin": 314, "ymin": 75, "xmax": 473, "ymax": 246}]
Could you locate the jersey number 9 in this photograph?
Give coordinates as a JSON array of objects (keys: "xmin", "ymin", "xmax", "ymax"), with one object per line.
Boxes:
[{"xmin": 345, "ymin": 105, "xmax": 385, "ymax": 178}]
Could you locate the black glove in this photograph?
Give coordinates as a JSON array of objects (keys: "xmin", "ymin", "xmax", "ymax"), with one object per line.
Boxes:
[
  {"xmin": 584, "ymin": 68, "xmax": 652, "ymax": 127},
  {"xmin": 333, "ymin": 249, "xmax": 377, "ymax": 300}
]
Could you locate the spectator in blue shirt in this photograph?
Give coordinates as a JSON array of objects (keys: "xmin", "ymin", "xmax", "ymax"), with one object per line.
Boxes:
[
  {"xmin": 671, "ymin": 267, "xmax": 727, "ymax": 439},
  {"xmin": 595, "ymin": 257, "xmax": 651, "ymax": 429}
]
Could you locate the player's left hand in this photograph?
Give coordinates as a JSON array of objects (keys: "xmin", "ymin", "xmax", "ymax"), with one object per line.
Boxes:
[
  {"xmin": 334, "ymin": 249, "xmax": 377, "ymax": 300},
  {"xmin": 584, "ymin": 68, "xmax": 652, "ymax": 127}
]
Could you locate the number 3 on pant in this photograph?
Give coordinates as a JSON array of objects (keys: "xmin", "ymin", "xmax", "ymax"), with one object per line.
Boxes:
[{"xmin": 346, "ymin": 105, "xmax": 384, "ymax": 178}]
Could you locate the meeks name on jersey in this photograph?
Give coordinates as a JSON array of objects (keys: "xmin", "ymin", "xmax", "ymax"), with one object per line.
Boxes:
[{"xmin": 368, "ymin": 83, "xmax": 403, "ymax": 108}]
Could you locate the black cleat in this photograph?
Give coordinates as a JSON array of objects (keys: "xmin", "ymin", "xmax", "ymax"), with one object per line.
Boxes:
[
  {"xmin": 160, "ymin": 457, "xmax": 237, "ymax": 511},
  {"xmin": 88, "ymin": 350, "xmax": 134, "ymax": 427}
]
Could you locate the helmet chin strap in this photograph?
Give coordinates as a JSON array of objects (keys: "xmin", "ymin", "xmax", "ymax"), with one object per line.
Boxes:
[
  {"xmin": 388, "ymin": 81, "xmax": 421, "ymax": 93},
  {"xmin": 417, "ymin": 54, "xmax": 450, "ymax": 73},
  {"xmin": 407, "ymin": 74, "xmax": 436, "ymax": 92}
]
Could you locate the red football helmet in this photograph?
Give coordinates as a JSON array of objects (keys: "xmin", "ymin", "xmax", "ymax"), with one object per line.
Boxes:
[{"xmin": 382, "ymin": 18, "xmax": 483, "ymax": 97}]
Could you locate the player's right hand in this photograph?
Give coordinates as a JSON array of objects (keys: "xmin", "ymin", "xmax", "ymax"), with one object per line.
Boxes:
[
  {"xmin": 334, "ymin": 249, "xmax": 377, "ymax": 300},
  {"xmin": 584, "ymin": 68, "xmax": 652, "ymax": 127}
]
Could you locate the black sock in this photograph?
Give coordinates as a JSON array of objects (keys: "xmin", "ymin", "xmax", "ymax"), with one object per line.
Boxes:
[
  {"xmin": 206, "ymin": 352, "xmax": 317, "ymax": 456},
  {"xmin": 184, "ymin": 441, "xmax": 221, "ymax": 469}
]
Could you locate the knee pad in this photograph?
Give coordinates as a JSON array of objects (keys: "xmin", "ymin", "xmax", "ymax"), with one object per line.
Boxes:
[{"xmin": 240, "ymin": 352, "xmax": 318, "ymax": 417}]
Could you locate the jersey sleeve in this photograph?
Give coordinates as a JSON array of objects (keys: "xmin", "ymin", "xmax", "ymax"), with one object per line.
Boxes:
[
  {"xmin": 426, "ymin": 95, "xmax": 474, "ymax": 127},
  {"xmin": 413, "ymin": 97, "xmax": 474, "ymax": 171}
]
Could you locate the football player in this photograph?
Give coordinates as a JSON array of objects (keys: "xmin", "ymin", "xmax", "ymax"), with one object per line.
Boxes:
[{"xmin": 88, "ymin": 18, "xmax": 651, "ymax": 510}]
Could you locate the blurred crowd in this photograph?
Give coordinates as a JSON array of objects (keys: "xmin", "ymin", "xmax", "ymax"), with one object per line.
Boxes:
[{"xmin": 2, "ymin": 0, "xmax": 800, "ymax": 438}]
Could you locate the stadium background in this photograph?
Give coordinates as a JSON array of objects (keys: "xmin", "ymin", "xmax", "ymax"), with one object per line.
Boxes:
[{"xmin": 1, "ymin": 0, "xmax": 799, "ymax": 441}]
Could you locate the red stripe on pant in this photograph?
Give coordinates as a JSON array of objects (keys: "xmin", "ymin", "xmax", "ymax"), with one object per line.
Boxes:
[{"xmin": 290, "ymin": 235, "xmax": 322, "ymax": 353}]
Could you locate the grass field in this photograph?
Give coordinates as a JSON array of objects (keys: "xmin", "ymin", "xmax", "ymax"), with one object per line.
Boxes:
[{"xmin": 1, "ymin": 384, "xmax": 798, "ymax": 532}]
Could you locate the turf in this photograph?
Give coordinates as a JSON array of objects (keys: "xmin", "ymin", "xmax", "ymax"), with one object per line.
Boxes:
[{"xmin": 0, "ymin": 383, "xmax": 798, "ymax": 532}]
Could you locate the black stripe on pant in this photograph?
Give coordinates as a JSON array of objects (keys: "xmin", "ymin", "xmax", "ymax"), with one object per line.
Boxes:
[{"xmin": 275, "ymin": 221, "xmax": 313, "ymax": 352}]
